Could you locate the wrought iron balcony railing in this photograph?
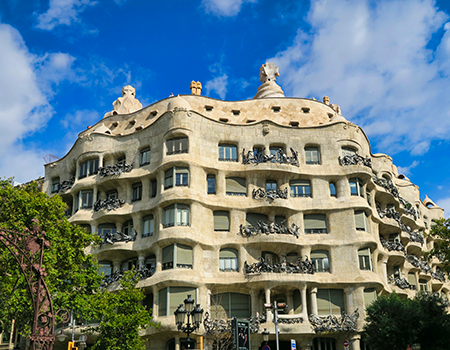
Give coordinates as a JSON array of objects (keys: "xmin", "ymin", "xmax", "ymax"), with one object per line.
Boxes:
[
  {"xmin": 389, "ymin": 274, "xmax": 416, "ymax": 290},
  {"xmin": 59, "ymin": 177, "xmax": 75, "ymax": 192},
  {"xmin": 338, "ymin": 153, "xmax": 372, "ymax": 168},
  {"xmin": 99, "ymin": 229, "xmax": 136, "ymax": 247},
  {"xmin": 380, "ymin": 236, "xmax": 406, "ymax": 253},
  {"xmin": 98, "ymin": 163, "xmax": 133, "ymax": 177},
  {"xmin": 101, "ymin": 263, "xmax": 156, "ymax": 288},
  {"xmin": 252, "ymin": 187, "xmax": 288, "ymax": 200},
  {"xmin": 239, "ymin": 221, "xmax": 300, "ymax": 238},
  {"xmin": 242, "ymin": 147, "xmax": 299, "ymax": 166},
  {"xmin": 203, "ymin": 312, "xmax": 266, "ymax": 335},
  {"xmin": 244, "ymin": 255, "xmax": 315, "ymax": 274},
  {"xmin": 94, "ymin": 198, "xmax": 125, "ymax": 211},
  {"xmin": 309, "ymin": 309, "xmax": 359, "ymax": 333}
]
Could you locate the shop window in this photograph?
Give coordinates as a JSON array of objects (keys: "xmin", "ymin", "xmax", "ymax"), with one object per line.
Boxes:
[
  {"xmin": 355, "ymin": 210, "xmax": 369, "ymax": 232},
  {"xmin": 219, "ymin": 248, "xmax": 238, "ymax": 271},
  {"xmin": 358, "ymin": 248, "xmax": 373, "ymax": 271},
  {"xmin": 166, "ymin": 137, "xmax": 188, "ymax": 155},
  {"xmin": 162, "ymin": 204, "xmax": 190, "ymax": 227},
  {"xmin": 79, "ymin": 158, "xmax": 99, "ymax": 179},
  {"xmin": 214, "ymin": 211, "xmax": 230, "ymax": 231},
  {"xmin": 210, "ymin": 293, "xmax": 250, "ymax": 319},
  {"xmin": 226, "ymin": 177, "xmax": 246, "ymax": 196},
  {"xmin": 165, "ymin": 167, "xmax": 189, "ymax": 189},
  {"xmin": 207, "ymin": 174, "xmax": 216, "ymax": 194},
  {"xmin": 317, "ymin": 289, "xmax": 344, "ymax": 316},
  {"xmin": 311, "ymin": 250, "xmax": 330, "ymax": 272},
  {"xmin": 304, "ymin": 214, "xmax": 327, "ymax": 234},
  {"xmin": 305, "ymin": 146, "xmax": 320, "ymax": 164},
  {"xmin": 142, "ymin": 215, "xmax": 154, "ymax": 237},
  {"xmin": 132, "ymin": 182, "xmax": 142, "ymax": 201},
  {"xmin": 140, "ymin": 147, "xmax": 151, "ymax": 166},
  {"xmin": 158, "ymin": 286, "xmax": 196, "ymax": 316},
  {"xmin": 161, "ymin": 243, "xmax": 193, "ymax": 270},
  {"xmin": 290, "ymin": 180, "xmax": 311, "ymax": 197},
  {"xmin": 349, "ymin": 178, "xmax": 364, "ymax": 197},
  {"xmin": 219, "ymin": 143, "xmax": 238, "ymax": 161}
]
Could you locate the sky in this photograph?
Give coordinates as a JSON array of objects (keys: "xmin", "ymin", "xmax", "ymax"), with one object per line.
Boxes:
[{"xmin": 1, "ymin": 0, "xmax": 450, "ymax": 215}]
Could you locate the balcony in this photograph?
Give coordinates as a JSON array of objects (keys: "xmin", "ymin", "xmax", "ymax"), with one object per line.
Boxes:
[
  {"xmin": 244, "ymin": 255, "xmax": 315, "ymax": 274},
  {"xmin": 338, "ymin": 153, "xmax": 372, "ymax": 168},
  {"xmin": 239, "ymin": 221, "xmax": 299, "ymax": 238},
  {"xmin": 98, "ymin": 163, "xmax": 133, "ymax": 177},
  {"xmin": 94, "ymin": 198, "xmax": 125, "ymax": 212},
  {"xmin": 252, "ymin": 187, "xmax": 288, "ymax": 200},
  {"xmin": 101, "ymin": 262, "xmax": 156, "ymax": 288},
  {"xmin": 242, "ymin": 147, "xmax": 299, "ymax": 167},
  {"xmin": 380, "ymin": 236, "xmax": 406, "ymax": 254},
  {"xmin": 309, "ymin": 309, "xmax": 359, "ymax": 333},
  {"xmin": 99, "ymin": 229, "xmax": 136, "ymax": 247}
]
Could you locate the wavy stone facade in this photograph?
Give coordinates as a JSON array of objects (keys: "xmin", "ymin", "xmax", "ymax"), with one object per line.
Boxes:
[{"xmin": 44, "ymin": 66, "xmax": 448, "ymax": 350}]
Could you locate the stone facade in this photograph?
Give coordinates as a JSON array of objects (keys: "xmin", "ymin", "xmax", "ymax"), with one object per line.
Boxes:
[{"xmin": 44, "ymin": 64, "xmax": 448, "ymax": 350}]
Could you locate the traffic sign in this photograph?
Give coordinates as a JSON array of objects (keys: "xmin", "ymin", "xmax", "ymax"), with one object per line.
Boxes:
[
  {"xmin": 343, "ymin": 340, "xmax": 349, "ymax": 347},
  {"xmin": 291, "ymin": 339, "xmax": 296, "ymax": 350},
  {"xmin": 262, "ymin": 346, "xmax": 271, "ymax": 350}
]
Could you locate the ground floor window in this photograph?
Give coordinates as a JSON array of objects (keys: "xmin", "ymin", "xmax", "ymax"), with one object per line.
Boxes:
[{"xmin": 313, "ymin": 337, "xmax": 336, "ymax": 350}]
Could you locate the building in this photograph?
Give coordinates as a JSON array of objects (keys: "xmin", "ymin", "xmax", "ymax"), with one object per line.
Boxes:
[{"xmin": 44, "ymin": 63, "xmax": 448, "ymax": 350}]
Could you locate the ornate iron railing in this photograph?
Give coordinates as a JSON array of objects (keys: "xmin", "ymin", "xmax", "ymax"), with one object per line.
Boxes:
[
  {"xmin": 242, "ymin": 147, "xmax": 299, "ymax": 166},
  {"xmin": 101, "ymin": 263, "xmax": 156, "ymax": 288},
  {"xmin": 252, "ymin": 187, "xmax": 288, "ymax": 200},
  {"xmin": 99, "ymin": 229, "xmax": 136, "ymax": 246},
  {"xmin": 380, "ymin": 236, "xmax": 406, "ymax": 253},
  {"xmin": 431, "ymin": 269, "xmax": 446, "ymax": 282},
  {"xmin": 406, "ymin": 255, "xmax": 432, "ymax": 274},
  {"xmin": 339, "ymin": 153, "xmax": 372, "ymax": 168},
  {"xmin": 239, "ymin": 221, "xmax": 300, "ymax": 238},
  {"xmin": 59, "ymin": 177, "xmax": 75, "ymax": 192},
  {"xmin": 98, "ymin": 163, "xmax": 133, "ymax": 177},
  {"xmin": 309, "ymin": 309, "xmax": 359, "ymax": 333},
  {"xmin": 244, "ymin": 255, "xmax": 315, "ymax": 274},
  {"xmin": 389, "ymin": 275, "xmax": 416, "ymax": 290},
  {"xmin": 93, "ymin": 198, "xmax": 125, "ymax": 211},
  {"xmin": 278, "ymin": 317, "xmax": 303, "ymax": 324},
  {"xmin": 203, "ymin": 312, "xmax": 266, "ymax": 335}
]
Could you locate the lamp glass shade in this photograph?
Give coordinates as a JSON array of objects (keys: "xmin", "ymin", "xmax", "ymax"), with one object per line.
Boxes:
[
  {"xmin": 184, "ymin": 295, "xmax": 195, "ymax": 313},
  {"xmin": 262, "ymin": 328, "xmax": 269, "ymax": 342},
  {"xmin": 174, "ymin": 305, "xmax": 186, "ymax": 325},
  {"xmin": 192, "ymin": 304, "xmax": 203, "ymax": 324}
]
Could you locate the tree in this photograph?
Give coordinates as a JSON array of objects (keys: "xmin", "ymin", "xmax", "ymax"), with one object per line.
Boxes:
[
  {"xmin": 425, "ymin": 218, "xmax": 450, "ymax": 277},
  {"xmin": 87, "ymin": 272, "xmax": 158, "ymax": 350},
  {"xmin": 0, "ymin": 179, "xmax": 100, "ymax": 335},
  {"xmin": 204, "ymin": 292, "xmax": 234, "ymax": 350},
  {"xmin": 363, "ymin": 292, "xmax": 450, "ymax": 350}
]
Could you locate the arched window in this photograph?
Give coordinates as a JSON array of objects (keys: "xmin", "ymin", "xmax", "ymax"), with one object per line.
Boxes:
[
  {"xmin": 166, "ymin": 137, "xmax": 188, "ymax": 155},
  {"xmin": 219, "ymin": 248, "xmax": 238, "ymax": 271},
  {"xmin": 329, "ymin": 182, "xmax": 337, "ymax": 197}
]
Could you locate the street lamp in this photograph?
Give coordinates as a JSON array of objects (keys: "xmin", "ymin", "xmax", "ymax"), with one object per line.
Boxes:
[{"xmin": 174, "ymin": 295, "xmax": 204, "ymax": 349}]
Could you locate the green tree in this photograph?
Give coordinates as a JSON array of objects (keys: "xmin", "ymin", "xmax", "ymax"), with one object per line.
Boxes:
[
  {"xmin": 425, "ymin": 218, "xmax": 450, "ymax": 277},
  {"xmin": 363, "ymin": 292, "xmax": 450, "ymax": 350},
  {"xmin": 88, "ymin": 271, "xmax": 158, "ymax": 350},
  {"xmin": 0, "ymin": 179, "xmax": 100, "ymax": 334}
]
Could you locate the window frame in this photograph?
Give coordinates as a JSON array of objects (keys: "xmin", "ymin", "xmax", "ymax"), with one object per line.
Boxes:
[
  {"xmin": 78, "ymin": 158, "xmax": 99, "ymax": 179},
  {"xmin": 51, "ymin": 178, "xmax": 60, "ymax": 193},
  {"xmin": 304, "ymin": 213, "xmax": 328, "ymax": 234},
  {"xmin": 355, "ymin": 210, "xmax": 369, "ymax": 232},
  {"xmin": 162, "ymin": 203, "xmax": 190, "ymax": 228},
  {"xmin": 219, "ymin": 248, "xmax": 238, "ymax": 272},
  {"xmin": 290, "ymin": 179, "xmax": 312, "ymax": 198},
  {"xmin": 311, "ymin": 250, "xmax": 330, "ymax": 273},
  {"xmin": 142, "ymin": 215, "xmax": 155, "ymax": 237},
  {"xmin": 219, "ymin": 143, "xmax": 238, "ymax": 162},
  {"xmin": 214, "ymin": 211, "xmax": 230, "ymax": 231},
  {"xmin": 79, "ymin": 189, "xmax": 94, "ymax": 209},
  {"xmin": 329, "ymin": 182, "xmax": 337, "ymax": 197},
  {"xmin": 140, "ymin": 147, "xmax": 151, "ymax": 166},
  {"xmin": 225, "ymin": 177, "xmax": 247, "ymax": 196},
  {"xmin": 207, "ymin": 174, "xmax": 216, "ymax": 194},
  {"xmin": 164, "ymin": 167, "xmax": 189, "ymax": 189},
  {"xmin": 132, "ymin": 182, "xmax": 143, "ymax": 202},
  {"xmin": 166, "ymin": 137, "xmax": 189, "ymax": 155},
  {"xmin": 161, "ymin": 243, "xmax": 193, "ymax": 270},
  {"xmin": 304, "ymin": 146, "xmax": 321, "ymax": 165},
  {"xmin": 349, "ymin": 178, "xmax": 364, "ymax": 197},
  {"xmin": 358, "ymin": 247, "xmax": 373, "ymax": 271}
]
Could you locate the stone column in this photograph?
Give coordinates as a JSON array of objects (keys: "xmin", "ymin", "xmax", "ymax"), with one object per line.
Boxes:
[
  {"xmin": 93, "ymin": 184, "xmax": 99, "ymax": 202},
  {"xmin": 133, "ymin": 213, "xmax": 143, "ymax": 238},
  {"xmin": 112, "ymin": 260, "xmax": 121, "ymax": 272},
  {"xmin": 265, "ymin": 288, "xmax": 273, "ymax": 321},
  {"xmin": 300, "ymin": 284, "xmax": 308, "ymax": 320},
  {"xmin": 382, "ymin": 259, "xmax": 388, "ymax": 285},
  {"xmin": 138, "ymin": 255, "xmax": 146, "ymax": 269},
  {"xmin": 175, "ymin": 335, "xmax": 180, "ymax": 350},
  {"xmin": 217, "ymin": 171, "xmax": 225, "ymax": 196},
  {"xmin": 310, "ymin": 287, "xmax": 318, "ymax": 315},
  {"xmin": 344, "ymin": 287, "xmax": 354, "ymax": 313},
  {"xmin": 337, "ymin": 177, "xmax": 347, "ymax": 198},
  {"xmin": 351, "ymin": 334, "xmax": 361, "ymax": 350},
  {"xmin": 287, "ymin": 290, "xmax": 294, "ymax": 314},
  {"xmin": 155, "ymin": 245, "xmax": 162, "ymax": 272},
  {"xmin": 152, "ymin": 285, "xmax": 158, "ymax": 318},
  {"xmin": 250, "ymin": 289, "xmax": 259, "ymax": 317},
  {"xmin": 91, "ymin": 224, "xmax": 97, "ymax": 235}
]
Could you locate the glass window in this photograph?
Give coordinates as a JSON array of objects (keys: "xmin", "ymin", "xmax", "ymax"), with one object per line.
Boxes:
[
  {"xmin": 342, "ymin": 147, "xmax": 357, "ymax": 157},
  {"xmin": 262, "ymin": 251, "xmax": 279, "ymax": 264},
  {"xmin": 98, "ymin": 223, "xmax": 116, "ymax": 237},
  {"xmin": 132, "ymin": 182, "xmax": 142, "ymax": 201},
  {"xmin": 210, "ymin": 293, "xmax": 250, "ymax": 319},
  {"xmin": 329, "ymin": 182, "xmax": 337, "ymax": 197},
  {"xmin": 162, "ymin": 243, "xmax": 193, "ymax": 270},
  {"xmin": 358, "ymin": 248, "xmax": 373, "ymax": 271},
  {"xmin": 117, "ymin": 155, "xmax": 126, "ymax": 165},
  {"xmin": 79, "ymin": 158, "xmax": 99, "ymax": 179},
  {"xmin": 304, "ymin": 214, "xmax": 327, "ymax": 234},
  {"xmin": 313, "ymin": 338, "xmax": 337, "ymax": 350},
  {"xmin": 419, "ymin": 279, "xmax": 428, "ymax": 291},
  {"xmin": 349, "ymin": 178, "xmax": 364, "ymax": 197},
  {"xmin": 317, "ymin": 289, "xmax": 344, "ymax": 316},
  {"xmin": 140, "ymin": 147, "xmax": 150, "ymax": 166},
  {"xmin": 246, "ymin": 213, "xmax": 268, "ymax": 227},
  {"xmin": 305, "ymin": 147, "xmax": 320, "ymax": 164},
  {"xmin": 219, "ymin": 144, "xmax": 238, "ymax": 161},
  {"xmin": 407, "ymin": 272, "xmax": 417, "ymax": 288},
  {"xmin": 219, "ymin": 248, "xmax": 238, "ymax": 271},
  {"xmin": 266, "ymin": 180, "xmax": 277, "ymax": 191},
  {"xmin": 163, "ymin": 204, "xmax": 190, "ymax": 228},
  {"xmin": 363, "ymin": 288, "xmax": 377, "ymax": 307},
  {"xmin": 290, "ymin": 180, "xmax": 311, "ymax": 197},
  {"xmin": 158, "ymin": 286, "xmax": 196, "ymax": 317},
  {"xmin": 51, "ymin": 177, "xmax": 60, "ymax": 193},
  {"xmin": 150, "ymin": 179, "xmax": 157, "ymax": 198},
  {"xmin": 293, "ymin": 289, "xmax": 302, "ymax": 314},
  {"xmin": 165, "ymin": 167, "xmax": 189, "ymax": 189},
  {"xmin": 207, "ymin": 174, "xmax": 216, "ymax": 194},
  {"xmin": 270, "ymin": 145, "xmax": 284, "ymax": 157},
  {"xmin": 311, "ymin": 250, "xmax": 330, "ymax": 272},
  {"xmin": 121, "ymin": 258, "xmax": 137, "ymax": 271},
  {"xmin": 286, "ymin": 252, "xmax": 298, "ymax": 264},
  {"xmin": 123, "ymin": 219, "xmax": 134, "ymax": 236},
  {"xmin": 98, "ymin": 260, "xmax": 112, "ymax": 276},
  {"xmin": 106, "ymin": 190, "xmax": 118, "ymax": 200},
  {"xmin": 366, "ymin": 191, "xmax": 371, "ymax": 205},
  {"xmin": 167, "ymin": 137, "xmax": 188, "ymax": 155},
  {"xmin": 226, "ymin": 177, "xmax": 246, "ymax": 196},
  {"xmin": 355, "ymin": 210, "xmax": 369, "ymax": 231},
  {"xmin": 143, "ymin": 215, "xmax": 154, "ymax": 237},
  {"xmin": 79, "ymin": 190, "xmax": 93, "ymax": 209},
  {"xmin": 214, "ymin": 211, "xmax": 230, "ymax": 231}
]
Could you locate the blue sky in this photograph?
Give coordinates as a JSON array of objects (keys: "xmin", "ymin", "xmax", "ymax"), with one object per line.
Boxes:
[{"xmin": 1, "ymin": 0, "xmax": 450, "ymax": 215}]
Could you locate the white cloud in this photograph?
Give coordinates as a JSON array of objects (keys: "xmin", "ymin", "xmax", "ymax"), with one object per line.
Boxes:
[
  {"xmin": 436, "ymin": 197, "xmax": 450, "ymax": 218},
  {"xmin": 35, "ymin": 0, "xmax": 97, "ymax": 30},
  {"xmin": 201, "ymin": 0, "xmax": 257, "ymax": 17},
  {"xmin": 270, "ymin": 0, "xmax": 450, "ymax": 156},
  {"xmin": 397, "ymin": 160, "xmax": 420, "ymax": 176},
  {"xmin": 205, "ymin": 74, "xmax": 228, "ymax": 99},
  {"xmin": 60, "ymin": 109, "xmax": 100, "ymax": 129}
]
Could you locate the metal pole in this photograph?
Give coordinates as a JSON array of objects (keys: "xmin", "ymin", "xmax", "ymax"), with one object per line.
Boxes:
[
  {"xmin": 274, "ymin": 302, "xmax": 279, "ymax": 350},
  {"xmin": 71, "ymin": 311, "xmax": 75, "ymax": 342}
]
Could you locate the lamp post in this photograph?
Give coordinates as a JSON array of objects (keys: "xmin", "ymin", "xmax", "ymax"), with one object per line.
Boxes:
[{"xmin": 174, "ymin": 295, "xmax": 204, "ymax": 349}]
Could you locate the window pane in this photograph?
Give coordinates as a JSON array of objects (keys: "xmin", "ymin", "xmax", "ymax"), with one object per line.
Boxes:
[
  {"xmin": 246, "ymin": 213, "xmax": 268, "ymax": 227},
  {"xmin": 176, "ymin": 244, "xmax": 193, "ymax": 267},
  {"xmin": 304, "ymin": 214, "xmax": 327, "ymax": 233},
  {"xmin": 226, "ymin": 177, "xmax": 246, "ymax": 195},
  {"xmin": 214, "ymin": 211, "xmax": 230, "ymax": 231},
  {"xmin": 364, "ymin": 288, "xmax": 377, "ymax": 307},
  {"xmin": 158, "ymin": 288, "xmax": 167, "ymax": 316},
  {"xmin": 207, "ymin": 175, "xmax": 216, "ymax": 194},
  {"xmin": 329, "ymin": 183, "xmax": 336, "ymax": 197}
]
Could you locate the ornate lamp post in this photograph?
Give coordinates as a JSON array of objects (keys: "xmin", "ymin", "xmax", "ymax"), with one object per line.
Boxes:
[{"xmin": 174, "ymin": 295, "xmax": 204, "ymax": 349}]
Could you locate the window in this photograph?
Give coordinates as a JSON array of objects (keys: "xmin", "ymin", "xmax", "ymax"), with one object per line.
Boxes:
[
  {"xmin": 293, "ymin": 289, "xmax": 302, "ymax": 314},
  {"xmin": 313, "ymin": 338, "xmax": 337, "ymax": 350},
  {"xmin": 317, "ymin": 289, "xmax": 345, "ymax": 315},
  {"xmin": 150, "ymin": 179, "xmax": 157, "ymax": 198},
  {"xmin": 142, "ymin": 215, "xmax": 154, "ymax": 237},
  {"xmin": 219, "ymin": 248, "xmax": 238, "ymax": 271},
  {"xmin": 407, "ymin": 272, "xmax": 417, "ymax": 288},
  {"xmin": 214, "ymin": 211, "xmax": 230, "ymax": 231},
  {"xmin": 79, "ymin": 190, "xmax": 94, "ymax": 209},
  {"xmin": 158, "ymin": 286, "xmax": 196, "ymax": 316},
  {"xmin": 304, "ymin": 214, "xmax": 327, "ymax": 234},
  {"xmin": 79, "ymin": 158, "xmax": 99, "ymax": 179},
  {"xmin": 121, "ymin": 258, "xmax": 137, "ymax": 271},
  {"xmin": 305, "ymin": 147, "xmax": 320, "ymax": 164},
  {"xmin": 358, "ymin": 248, "xmax": 373, "ymax": 271},
  {"xmin": 355, "ymin": 210, "xmax": 369, "ymax": 232},
  {"xmin": 165, "ymin": 167, "xmax": 189, "ymax": 189},
  {"xmin": 329, "ymin": 182, "xmax": 337, "ymax": 197},
  {"xmin": 226, "ymin": 177, "xmax": 246, "ymax": 196},
  {"xmin": 207, "ymin": 174, "xmax": 216, "ymax": 194},
  {"xmin": 106, "ymin": 190, "xmax": 118, "ymax": 200},
  {"xmin": 419, "ymin": 279, "xmax": 428, "ymax": 291},
  {"xmin": 145, "ymin": 255, "xmax": 156, "ymax": 270},
  {"xmin": 349, "ymin": 178, "xmax": 364, "ymax": 197},
  {"xmin": 364, "ymin": 288, "xmax": 377, "ymax": 307},
  {"xmin": 98, "ymin": 223, "xmax": 116, "ymax": 236},
  {"xmin": 167, "ymin": 137, "xmax": 188, "ymax": 155},
  {"xmin": 393, "ymin": 265, "xmax": 401, "ymax": 278},
  {"xmin": 143, "ymin": 293, "xmax": 153, "ymax": 314},
  {"xmin": 140, "ymin": 147, "xmax": 150, "ymax": 166},
  {"xmin": 219, "ymin": 144, "xmax": 237, "ymax": 161},
  {"xmin": 123, "ymin": 219, "xmax": 134, "ymax": 236},
  {"xmin": 117, "ymin": 155, "xmax": 126, "ymax": 165},
  {"xmin": 311, "ymin": 250, "xmax": 330, "ymax": 272},
  {"xmin": 342, "ymin": 147, "xmax": 357, "ymax": 157},
  {"xmin": 266, "ymin": 180, "xmax": 277, "ymax": 191},
  {"xmin": 51, "ymin": 178, "xmax": 60, "ymax": 193},
  {"xmin": 161, "ymin": 243, "xmax": 193, "ymax": 270},
  {"xmin": 270, "ymin": 146, "xmax": 284, "ymax": 157},
  {"xmin": 290, "ymin": 180, "xmax": 311, "ymax": 197},
  {"xmin": 389, "ymin": 233, "xmax": 400, "ymax": 242},
  {"xmin": 286, "ymin": 252, "xmax": 298, "ymax": 264},
  {"xmin": 262, "ymin": 251, "xmax": 279, "ymax": 264},
  {"xmin": 366, "ymin": 191, "xmax": 371, "ymax": 205},
  {"xmin": 210, "ymin": 293, "xmax": 250, "ymax": 319},
  {"xmin": 98, "ymin": 260, "xmax": 112, "ymax": 276},
  {"xmin": 132, "ymin": 182, "xmax": 142, "ymax": 201},
  {"xmin": 163, "ymin": 204, "xmax": 190, "ymax": 227},
  {"xmin": 246, "ymin": 213, "xmax": 268, "ymax": 227}
]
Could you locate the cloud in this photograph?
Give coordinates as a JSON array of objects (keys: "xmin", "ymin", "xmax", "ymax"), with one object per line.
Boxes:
[
  {"xmin": 201, "ymin": 0, "xmax": 257, "ymax": 17},
  {"xmin": 270, "ymin": 0, "xmax": 450, "ymax": 156},
  {"xmin": 205, "ymin": 74, "xmax": 228, "ymax": 99},
  {"xmin": 35, "ymin": 0, "xmax": 97, "ymax": 30},
  {"xmin": 436, "ymin": 197, "xmax": 450, "ymax": 218},
  {"xmin": 397, "ymin": 160, "xmax": 420, "ymax": 176}
]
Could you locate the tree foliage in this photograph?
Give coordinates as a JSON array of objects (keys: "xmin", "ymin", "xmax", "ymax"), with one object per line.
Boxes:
[
  {"xmin": 0, "ymin": 179, "xmax": 100, "ymax": 334},
  {"xmin": 425, "ymin": 218, "xmax": 450, "ymax": 277},
  {"xmin": 363, "ymin": 292, "xmax": 450, "ymax": 350},
  {"xmin": 88, "ymin": 272, "xmax": 158, "ymax": 350}
]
